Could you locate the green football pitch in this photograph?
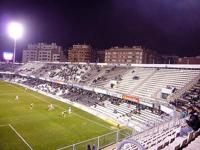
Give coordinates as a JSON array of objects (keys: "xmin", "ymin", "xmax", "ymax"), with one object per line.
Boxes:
[{"xmin": 0, "ymin": 81, "xmax": 130, "ymax": 150}]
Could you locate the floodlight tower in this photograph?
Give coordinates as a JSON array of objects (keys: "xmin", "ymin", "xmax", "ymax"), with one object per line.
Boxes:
[{"xmin": 7, "ymin": 22, "xmax": 24, "ymax": 63}]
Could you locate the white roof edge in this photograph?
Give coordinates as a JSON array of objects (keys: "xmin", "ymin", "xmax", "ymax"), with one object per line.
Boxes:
[{"xmin": 1, "ymin": 61, "xmax": 200, "ymax": 69}]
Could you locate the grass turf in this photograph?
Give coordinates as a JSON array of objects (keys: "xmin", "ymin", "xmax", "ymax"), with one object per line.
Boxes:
[{"xmin": 0, "ymin": 81, "xmax": 122, "ymax": 150}]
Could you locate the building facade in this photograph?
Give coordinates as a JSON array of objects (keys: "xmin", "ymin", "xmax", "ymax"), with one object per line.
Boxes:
[
  {"xmin": 68, "ymin": 44, "xmax": 94, "ymax": 62},
  {"xmin": 161, "ymin": 55, "xmax": 179, "ymax": 64},
  {"xmin": 95, "ymin": 50, "xmax": 105, "ymax": 63},
  {"xmin": 105, "ymin": 46, "xmax": 160, "ymax": 64},
  {"xmin": 22, "ymin": 43, "xmax": 66, "ymax": 63},
  {"xmin": 177, "ymin": 56, "xmax": 200, "ymax": 64}
]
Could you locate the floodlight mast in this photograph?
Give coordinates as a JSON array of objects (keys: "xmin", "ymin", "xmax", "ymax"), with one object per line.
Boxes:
[
  {"xmin": 13, "ymin": 38, "xmax": 17, "ymax": 63},
  {"xmin": 7, "ymin": 22, "xmax": 24, "ymax": 63}
]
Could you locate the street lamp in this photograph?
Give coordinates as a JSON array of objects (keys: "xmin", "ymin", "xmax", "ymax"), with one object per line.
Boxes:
[{"xmin": 7, "ymin": 22, "xmax": 24, "ymax": 63}]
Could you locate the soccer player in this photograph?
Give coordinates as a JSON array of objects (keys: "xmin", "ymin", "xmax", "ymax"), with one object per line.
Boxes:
[
  {"xmin": 15, "ymin": 95, "xmax": 19, "ymax": 101},
  {"xmin": 25, "ymin": 87, "xmax": 28, "ymax": 92},
  {"xmin": 48, "ymin": 103, "xmax": 55, "ymax": 111},
  {"xmin": 68, "ymin": 107, "xmax": 71, "ymax": 114},
  {"xmin": 30, "ymin": 103, "xmax": 34, "ymax": 110},
  {"xmin": 62, "ymin": 110, "xmax": 66, "ymax": 117}
]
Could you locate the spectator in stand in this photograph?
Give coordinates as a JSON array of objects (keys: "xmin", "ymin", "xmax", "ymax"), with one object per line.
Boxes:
[
  {"xmin": 92, "ymin": 144, "xmax": 96, "ymax": 150},
  {"xmin": 186, "ymin": 107, "xmax": 200, "ymax": 131},
  {"xmin": 179, "ymin": 107, "xmax": 200, "ymax": 136},
  {"xmin": 87, "ymin": 144, "xmax": 91, "ymax": 150},
  {"xmin": 180, "ymin": 109, "xmax": 188, "ymax": 119},
  {"xmin": 194, "ymin": 105, "xmax": 200, "ymax": 119}
]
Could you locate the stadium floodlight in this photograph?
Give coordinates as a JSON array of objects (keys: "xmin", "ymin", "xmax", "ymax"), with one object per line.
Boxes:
[
  {"xmin": 7, "ymin": 22, "xmax": 24, "ymax": 63},
  {"xmin": 3, "ymin": 52, "xmax": 13, "ymax": 61}
]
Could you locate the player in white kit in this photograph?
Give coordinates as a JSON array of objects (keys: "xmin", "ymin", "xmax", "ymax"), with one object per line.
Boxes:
[
  {"xmin": 68, "ymin": 107, "xmax": 71, "ymax": 114},
  {"xmin": 15, "ymin": 95, "xmax": 19, "ymax": 101}
]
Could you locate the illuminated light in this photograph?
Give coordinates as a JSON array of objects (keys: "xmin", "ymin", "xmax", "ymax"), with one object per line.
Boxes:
[
  {"xmin": 3, "ymin": 52, "xmax": 13, "ymax": 61},
  {"xmin": 7, "ymin": 22, "xmax": 24, "ymax": 40},
  {"xmin": 7, "ymin": 21, "xmax": 24, "ymax": 63}
]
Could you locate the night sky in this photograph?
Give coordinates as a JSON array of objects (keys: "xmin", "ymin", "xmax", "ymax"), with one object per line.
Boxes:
[{"xmin": 0, "ymin": 0, "xmax": 200, "ymax": 61}]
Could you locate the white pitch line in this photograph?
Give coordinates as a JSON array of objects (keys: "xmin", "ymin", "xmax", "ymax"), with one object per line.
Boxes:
[
  {"xmin": 8, "ymin": 124, "xmax": 33, "ymax": 150},
  {"xmin": 27, "ymin": 91, "xmax": 114, "ymax": 131},
  {"xmin": 57, "ymin": 145, "xmax": 71, "ymax": 150},
  {"xmin": 8, "ymin": 83, "xmax": 115, "ymax": 131}
]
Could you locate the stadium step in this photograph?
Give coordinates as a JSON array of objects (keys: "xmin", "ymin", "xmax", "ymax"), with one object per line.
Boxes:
[{"xmin": 183, "ymin": 136, "xmax": 200, "ymax": 150}]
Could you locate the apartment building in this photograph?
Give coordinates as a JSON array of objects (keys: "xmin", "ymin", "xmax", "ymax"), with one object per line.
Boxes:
[
  {"xmin": 22, "ymin": 43, "xmax": 66, "ymax": 63},
  {"xmin": 68, "ymin": 44, "xmax": 94, "ymax": 62},
  {"xmin": 177, "ymin": 56, "xmax": 200, "ymax": 64},
  {"xmin": 105, "ymin": 46, "xmax": 160, "ymax": 64}
]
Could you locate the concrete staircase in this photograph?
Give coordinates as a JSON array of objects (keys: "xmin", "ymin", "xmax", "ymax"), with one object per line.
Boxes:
[{"xmin": 130, "ymin": 68, "xmax": 158, "ymax": 93}]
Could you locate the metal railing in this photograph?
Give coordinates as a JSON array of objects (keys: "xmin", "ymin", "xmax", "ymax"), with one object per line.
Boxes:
[
  {"xmin": 132, "ymin": 116, "xmax": 183, "ymax": 141},
  {"xmin": 55, "ymin": 115, "xmax": 184, "ymax": 150},
  {"xmin": 55, "ymin": 116, "xmax": 184, "ymax": 150},
  {"xmin": 56, "ymin": 128, "xmax": 134, "ymax": 150}
]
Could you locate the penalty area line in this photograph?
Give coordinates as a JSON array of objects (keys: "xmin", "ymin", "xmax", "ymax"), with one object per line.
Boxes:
[{"xmin": 8, "ymin": 124, "xmax": 33, "ymax": 150}]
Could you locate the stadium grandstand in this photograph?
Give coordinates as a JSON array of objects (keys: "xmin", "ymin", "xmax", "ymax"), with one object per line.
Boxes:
[{"xmin": 0, "ymin": 62, "xmax": 200, "ymax": 150}]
